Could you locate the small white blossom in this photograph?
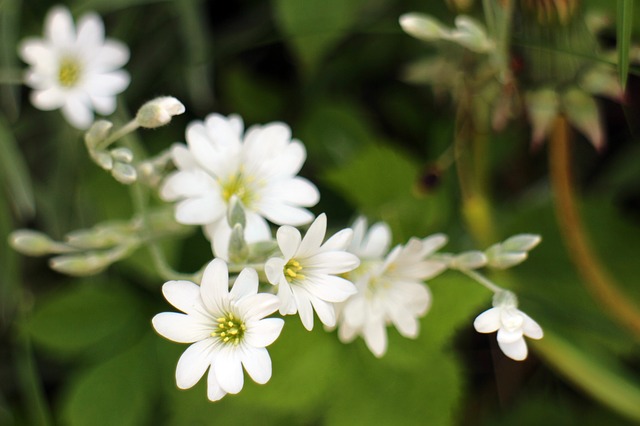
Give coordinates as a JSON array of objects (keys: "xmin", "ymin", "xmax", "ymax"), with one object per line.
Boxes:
[
  {"xmin": 136, "ymin": 96, "xmax": 185, "ymax": 128},
  {"xmin": 265, "ymin": 214, "xmax": 359, "ymax": 331},
  {"xmin": 160, "ymin": 113, "xmax": 320, "ymax": 248},
  {"xmin": 152, "ymin": 259, "xmax": 284, "ymax": 401},
  {"xmin": 473, "ymin": 291, "xmax": 543, "ymax": 361},
  {"xmin": 18, "ymin": 6, "xmax": 130, "ymax": 129},
  {"xmin": 336, "ymin": 217, "xmax": 448, "ymax": 357}
]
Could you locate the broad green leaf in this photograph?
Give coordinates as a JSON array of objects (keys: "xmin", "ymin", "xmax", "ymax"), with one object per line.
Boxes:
[
  {"xmin": 60, "ymin": 335, "xmax": 158, "ymax": 426},
  {"xmin": 273, "ymin": 0, "xmax": 363, "ymax": 74},
  {"xmin": 23, "ymin": 281, "xmax": 143, "ymax": 357},
  {"xmin": 534, "ymin": 331, "xmax": 640, "ymax": 423},
  {"xmin": 323, "ymin": 143, "xmax": 452, "ymax": 241},
  {"xmin": 617, "ymin": 0, "xmax": 633, "ymax": 89},
  {"xmin": 0, "ymin": 116, "xmax": 35, "ymax": 220}
]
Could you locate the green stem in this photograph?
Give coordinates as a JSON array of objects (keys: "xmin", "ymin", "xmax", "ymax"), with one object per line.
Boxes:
[
  {"xmin": 459, "ymin": 268, "xmax": 504, "ymax": 294},
  {"xmin": 96, "ymin": 119, "xmax": 139, "ymax": 151},
  {"xmin": 228, "ymin": 263, "xmax": 266, "ymax": 273},
  {"xmin": 0, "ymin": 69, "xmax": 24, "ymax": 85}
]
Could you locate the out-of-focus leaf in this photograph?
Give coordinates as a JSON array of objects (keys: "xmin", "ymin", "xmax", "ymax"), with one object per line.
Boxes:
[
  {"xmin": 273, "ymin": 0, "xmax": 363, "ymax": 74},
  {"xmin": 617, "ymin": 0, "xmax": 633, "ymax": 89},
  {"xmin": 0, "ymin": 116, "xmax": 35, "ymax": 220},
  {"xmin": 59, "ymin": 334, "xmax": 158, "ymax": 426},
  {"xmin": 23, "ymin": 281, "xmax": 143, "ymax": 357},
  {"xmin": 323, "ymin": 143, "xmax": 452, "ymax": 241},
  {"xmin": 534, "ymin": 331, "xmax": 640, "ymax": 423},
  {"xmin": 222, "ymin": 65, "xmax": 287, "ymax": 124}
]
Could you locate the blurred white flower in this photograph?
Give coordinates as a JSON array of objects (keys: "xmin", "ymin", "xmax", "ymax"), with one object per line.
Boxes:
[
  {"xmin": 473, "ymin": 291, "xmax": 543, "ymax": 361},
  {"xmin": 336, "ymin": 217, "xmax": 448, "ymax": 357},
  {"xmin": 160, "ymin": 113, "xmax": 320, "ymax": 249},
  {"xmin": 18, "ymin": 6, "xmax": 130, "ymax": 129},
  {"xmin": 265, "ymin": 213, "xmax": 359, "ymax": 331},
  {"xmin": 152, "ymin": 259, "xmax": 284, "ymax": 401}
]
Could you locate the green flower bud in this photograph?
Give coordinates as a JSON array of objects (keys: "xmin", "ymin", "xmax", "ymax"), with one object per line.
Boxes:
[{"xmin": 9, "ymin": 230, "xmax": 57, "ymax": 256}]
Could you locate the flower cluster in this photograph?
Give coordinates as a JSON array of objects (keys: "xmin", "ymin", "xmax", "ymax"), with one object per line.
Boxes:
[{"xmin": 9, "ymin": 4, "xmax": 546, "ymax": 404}]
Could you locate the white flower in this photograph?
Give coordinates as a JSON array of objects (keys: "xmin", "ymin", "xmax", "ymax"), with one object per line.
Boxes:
[
  {"xmin": 152, "ymin": 259, "xmax": 284, "ymax": 401},
  {"xmin": 18, "ymin": 6, "xmax": 130, "ymax": 129},
  {"xmin": 473, "ymin": 291, "xmax": 543, "ymax": 361},
  {"xmin": 160, "ymin": 113, "xmax": 320, "ymax": 249},
  {"xmin": 336, "ymin": 217, "xmax": 448, "ymax": 357},
  {"xmin": 264, "ymin": 214, "xmax": 359, "ymax": 331}
]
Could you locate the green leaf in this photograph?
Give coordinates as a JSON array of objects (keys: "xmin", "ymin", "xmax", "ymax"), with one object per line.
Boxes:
[
  {"xmin": 273, "ymin": 0, "xmax": 363, "ymax": 74},
  {"xmin": 60, "ymin": 335, "xmax": 158, "ymax": 426},
  {"xmin": 24, "ymin": 281, "xmax": 143, "ymax": 358},
  {"xmin": 323, "ymin": 143, "xmax": 452, "ymax": 241},
  {"xmin": 617, "ymin": 0, "xmax": 633, "ymax": 89},
  {"xmin": 534, "ymin": 331, "xmax": 640, "ymax": 423},
  {"xmin": 0, "ymin": 116, "xmax": 35, "ymax": 220}
]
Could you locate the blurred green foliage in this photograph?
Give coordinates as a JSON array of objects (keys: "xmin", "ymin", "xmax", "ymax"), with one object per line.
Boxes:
[{"xmin": 2, "ymin": 0, "xmax": 640, "ymax": 425}]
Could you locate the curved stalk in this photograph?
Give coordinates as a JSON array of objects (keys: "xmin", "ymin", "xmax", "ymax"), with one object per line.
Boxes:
[{"xmin": 549, "ymin": 115, "xmax": 640, "ymax": 339}]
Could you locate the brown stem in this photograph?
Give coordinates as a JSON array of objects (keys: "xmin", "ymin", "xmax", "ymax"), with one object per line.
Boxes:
[{"xmin": 549, "ymin": 115, "xmax": 640, "ymax": 339}]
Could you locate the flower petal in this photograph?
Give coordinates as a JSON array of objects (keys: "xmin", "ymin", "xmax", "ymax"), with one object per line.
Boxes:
[
  {"xmin": 363, "ymin": 316, "xmax": 387, "ymax": 358},
  {"xmin": 214, "ymin": 347, "xmax": 244, "ymax": 394},
  {"xmin": 241, "ymin": 346, "xmax": 272, "ymax": 385},
  {"xmin": 473, "ymin": 307, "xmax": 501, "ymax": 333},
  {"xmin": 162, "ymin": 280, "xmax": 201, "ymax": 314},
  {"xmin": 230, "ymin": 268, "xmax": 258, "ymax": 300},
  {"xmin": 498, "ymin": 337, "xmax": 528, "ymax": 361},
  {"xmin": 265, "ymin": 257, "xmax": 286, "ymax": 285},
  {"xmin": 297, "ymin": 213, "xmax": 327, "ymax": 258},
  {"xmin": 522, "ymin": 313, "xmax": 543, "ymax": 339},
  {"xmin": 176, "ymin": 339, "xmax": 215, "ymax": 389},
  {"xmin": 244, "ymin": 318, "xmax": 284, "ymax": 348},
  {"xmin": 206, "ymin": 365, "xmax": 227, "ymax": 401},
  {"xmin": 152, "ymin": 312, "xmax": 210, "ymax": 343},
  {"xmin": 276, "ymin": 225, "xmax": 301, "ymax": 259},
  {"xmin": 200, "ymin": 259, "xmax": 229, "ymax": 315}
]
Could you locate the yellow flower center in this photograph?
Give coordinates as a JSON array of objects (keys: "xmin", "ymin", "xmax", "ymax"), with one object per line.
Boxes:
[
  {"xmin": 58, "ymin": 57, "xmax": 82, "ymax": 88},
  {"xmin": 211, "ymin": 313, "xmax": 246, "ymax": 345},
  {"xmin": 221, "ymin": 173, "xmax": 256, "ymax": 207},
  {"xmin": 284, "ymin": 259, "xmax": 305, "ymax": 283}
]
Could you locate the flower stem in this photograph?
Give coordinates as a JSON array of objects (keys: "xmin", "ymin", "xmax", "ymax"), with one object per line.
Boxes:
[
  {"xmin": 0, "ymin": 69, "xmax": 24, "ymax": 85},
  {"xmin": 96, "ymin": 119, "xmax": 139, "ymax": 151},
  {"xmin": 549, "ymin": 115, "xmax": 640, "ymax": 339},
  {"xmin": 459, "ymin": 268, "xmax": 504, "ymax": 294}
]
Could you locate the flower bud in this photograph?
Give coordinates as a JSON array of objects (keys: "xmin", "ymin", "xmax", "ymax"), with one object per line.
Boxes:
[
  {"xmin": 110, "ymin": 147, "xmax": 134, "ymax": 164},
  {"xmin": 49, "ymin": 253, "xmax": 112, "ymax": 276},
  {"xmin": 226, "ymin": 196, "xmax": 246, "ymax": 229},
  {"xmin": 561, "ymin": 87, "xmax": 604, "ymax": 151},
  {"xmin": 450, "ymin": 250, "xmax": 487, "ymax": 270},
  {"xmin": 91, "ymin": 150, "xmax": 114, "ymax": 171},
  {"xmin": 9, "ymin": 229, "xmax": 57, "ymax": 256},
  {"xmin": 502, "ymin": 234, "xmax": 541, "ymax": 252},
  {"xmin": 85, "ymin": 120, "xmax": 113, "ymax": 149},
  {"xmin": 525, "ymin": 89, "xmax": 559, "ymax": 147},
  {"xmin": 449, "ymin": 16, "xmax": 494, "ymax": 53},
  {"xmin": 136, "ymin": 96, "xmax": 185, "ymax": 129},
  {"xmin": 228, "ymin": 223, "xmax": 249, "ymax": 264},
  {"xmin": 111, "ymin": 162, "xmax": 137, "ymax": 184},
  {"xmin": 399, "ymin": 13, "xmax": 450, "ymax": 41}
]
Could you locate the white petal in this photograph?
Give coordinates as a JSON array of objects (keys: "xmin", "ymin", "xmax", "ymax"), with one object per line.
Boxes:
[
  {"xmin": 98, "ymin": 40, "xmax": 130, "ymax": 69},
  {"xmin": 241, "ymin": 346, "xmax": 272, "ymax": 384},
  {"xmin": 305, "ymin": 251, "xmax": 360, "ymax": 274},
  {"xmin": 498, "ymin": 337, "xmax": 528, "ymax": 361},
  {"xmin": 152, "ymin": 312, "xmax": 210, "ymax": 343},
  {"xmin": 90, "ymin": 95, "xmax": 116, "ymax": 115},
  {"xmin": 46, "ymin": 6, "xmax": 75, "ymax": 47},
  {"xmin": 85, "ymin": 71, "xmax": 130, "ymax": 96},
  {"xmin": 160, "ymin": 170, "xmax": 215, "ymax": 200},
  {"xmin": 30, "ymin": 88, "xmax": 66, "ymax": 111},
  {"xmin": 302, "ymin": 274, "xmax": 357, "ymax": 303},
  {"xmin": 292, "ymin": 287, "xmax": 314, "ymax": 330},
  {"xmin": 277, "ymin": 280, "xmax": 297, "ymax": 315},
  {"xmin": 360, "ymin": 222, "xmax": 392, "ymax": 259},
  {"xmin": 309, "ymin": 297, "xmax": 336, "ymax": 327},
  {"xmin": 388, "ymin": 308, "xmax": 419, "ymax": 338},
  {"xmin": 214, "ymin": 347, "xmax": 244, "ymax": 394},
  {"xmin": 267, "ymin": 177, "xmax": 320, "ymax": 207},
  {"xmin": 162, "ymin": 280, "xmax": 201, "ymax": 314},
  {"xmin": 522, "ymin": 313, "xmax": 544, "ymax": 339},
  {"xmin": 200, "ymin": 259, "xmax": 229, "ymax": 314},
  {"xmin": 473, "ymin": 308, "xmax": 501, "ymax": 333},
  {"xmin": 259, "ymin": 202, "xmax": 315, "ymax": 227},
  {"xmin": 238, "ymin": 294, "xmax": 280, "ymax": 320},
  {"xmin": 342, "ymin": 295, "xmax": 366, "ymax": 328},
  {"xmin": 338, "ymin": 321, "xmax": 359, "ymax": 343},
  {"xmin": 18, "ymin": 39, "xmax": 55, "ymax": 66},
  {"xmin": 276, "ymin": 226, "xmax": 301, "ymax": 259},
  {"xmin": 265, "ymin": 257, "xmax": 286, "ymax": 285},
  {"xmin": 497, "ymin": 327, "xmax": 524, "ymax": 344},
  {"xmin": 175, "ymin": 339, "xmax": 215, "ymax": 389},
  {"xmin": 170, "ymin": 143, "xmax": 198, "ymax": 170},
  {"xmin": 297, "ymin": 213, "xmax": 327, "ymax": 258},
  {"xmin": 175, "ymin": 197, "xmax": 224, "ymax": 225},
  {"xmin": 244, "ymin": 318, "xmax": 284, "ymax": 347},
  {"xmin": 206, "ymin": 366, "xmax": 227, "ymax": 401},
  {"xmin": 230, "ymin": 268, "xmax": 258, "ymax": 300},
  {"xmin": 76, "ymin": 12, "xmax": 104, "ymax": 48},
  {"xmin": 363, "ymin": 317, "xmax": 387, "ymax": 358},
  {"xmin": 277, "ymin": 140, "xmax": 307, "ymax": 176},
  {"xmin": 61, "ymin": 96, "xmax": 94, "ymax": 129},
  {"xmin": 321, "ymin": 228, "xmax": 353, "ymax": 252}
]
